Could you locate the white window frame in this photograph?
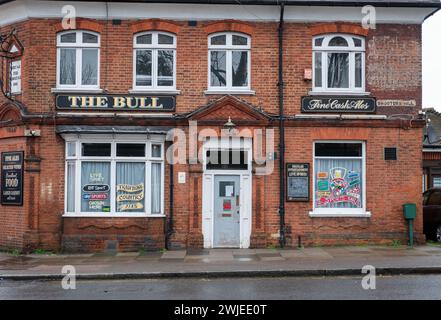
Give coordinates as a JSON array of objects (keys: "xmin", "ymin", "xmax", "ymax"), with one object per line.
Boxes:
[
  {"xmin": 56, "ymin": 30, "xmax": 101, "ymax": 90},
  {"xmin": 312, "ymin": 34, "xmax": 366, "ymax": 94},
  {"xmin": 310, "ymin": 140, "xmax": 370, "ymax": 218},
  {"xmin": 132, "ymin": 31, "xmax": 177, "ymax": 91},
  {"xmin": 207, "ymin": 32, "xmax": 252, "ymax": 93},
  {"xmin": 63, "ymin": 135, "xmax": 165, "ymax": 217}
]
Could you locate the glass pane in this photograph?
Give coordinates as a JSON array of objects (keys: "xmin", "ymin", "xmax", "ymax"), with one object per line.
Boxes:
[
  {"xmin": 210, "ymin": 51, "xmax": 227, "ymax": 87},
  {"xmin": 315, "ymin": 159, "xmax": 363, "ymax": 209},
  {"xmin": 81, "ymin": 162, "xmax": 111, "ymax": 212},
  {"xmin": 157, "ymin": 50, "xmax": 174, "ymax": 87},
  {"xmin": 59, "ymin": 48, "xmax": 76, "ymax": 85},
  {"xmin": 116, "ymin": 162, "xmax": 145, "ymax": 212},
  {"xmin": 67, "ymin": 162, "xmax": 75, "ymax": 212},
  {"xmin": 158, "ymin": 34, "xmax": 174, "ymax": 45},
  {"xmin": 151, "ymin": 163, "xmax": 162, "ymax": 214},
  {"xmin": 210, "ymin": 35, "xmax": 226, "ymax": 46},
  {"xmin": 314, "ymin": 52, "xmax": 322, "ymax": 87},
  {"xmin": 82, "ymin": 32, "xmax": 98, "ymax": 44},
  {"xmin": 116, "ymin": 144, "xmax": 145, "ymax": 157},
  {"xmin": 329, "ymin": 36, "xmax": 349, "ymax": 47},
  {"xmin": 67, "ymin": 142, "xmax": 76, "ymax": 157},
  {"xmin": 136, "ymin": 34, "xmax": 152, "ymax": 45},
  {"xmin": 60, "ymin": 32, "xmax": 76, "ymax": 43},
  {"xmin": 81, "ymin": 49, "xmax": 98, "ymax": 85},
  {"xmin": 136, "ymin": 50, "xmax": 152, "ymax": 86},
  {"xmin": 232, "ymin": 51, "xmax": 248, "ymax": 87},
  {"xmin": 82, "ymin": 143, "xmax": 111, "ymax": 157},
  {"xmin": 314, "ymin": 37, "xmax": 324, "ymax": 47},
  {"xmin": 434, "ymin": 179, "xmax": 441, "ymax": 189},
  {"xmin": 152, "ymin": 144, "xmax": 162, "ymax": 158},
  {"xmin": 353, "ymin": 38, "xmax": 362, "ymax": 47},
  {"xmin": 219, "ymin": 181, "xmax": 235, "ymax": 197},
  {"xmin": 206, "ymin": 150, "xmax": 248, "ymax": 170},
  {"xmin": 232, "ymin": 35, "xmax": 247, "ymax": 46},
  {"xmin": 315, "ymin": 143, "xmax": 362, "ymax": 157},
  {"xmin": 355, "ymin": 53, "xmax": 362, "ymax": 88},
  {"xmin": 327, "ymin": 52, "xmax": 349, "ymax": 88},
  {"xmin": 428, "ymin": 191, "xmax": 441, "ymax": 205}
]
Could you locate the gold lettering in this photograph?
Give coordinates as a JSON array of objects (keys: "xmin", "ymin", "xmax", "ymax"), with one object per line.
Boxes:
[
  {"xmin": 81, "ymin": 96, "xmax": 95, "ymax": 108},
  {"xmin": 68, "ymin": 96, "xmax": 80, "ymax": 107},
  {"xmin": 126, "ymin": 97, "xmax": 139, "ymax": 109},
  {"xmin": 113, "ymin": 97, "xmax": 126, "ymax": 108},
  {"xmin": 97, "ymin": 97, "xmax": 108, "ymax": 108}
]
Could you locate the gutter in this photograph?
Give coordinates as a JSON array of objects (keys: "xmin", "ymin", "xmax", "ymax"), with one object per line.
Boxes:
[{"xmin": 278, "ymin": 1, "xmax": 286, "ymax": 249}]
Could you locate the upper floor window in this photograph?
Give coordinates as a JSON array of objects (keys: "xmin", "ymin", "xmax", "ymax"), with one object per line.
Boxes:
[
  {"xmin": 133, "ymin": 31, "xmax": 176, "ymax": 90},
  {"xmin": 57, "ymin": 30, "xmax": 100, "ymax": 89},
  {"xmin": 313, "ymin": 34, "xmax": 365, "ymax": 93},
  {"xmin": 208, "ymin": 32, "xmax": 251, "ymax": 91}
]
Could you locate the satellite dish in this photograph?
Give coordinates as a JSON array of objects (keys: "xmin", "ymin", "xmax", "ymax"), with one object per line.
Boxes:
[{"xmin": 427, "ymin": 125, "xmax": 440, "ymax": 144}]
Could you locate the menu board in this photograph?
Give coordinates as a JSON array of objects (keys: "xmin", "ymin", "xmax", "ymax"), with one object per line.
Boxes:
[
  {"xmin": 286, "ymin": 163, "xmax": 309, "ymax": 202},
  {"xmin": 1, "ymin": 151, "xmax": 24, "ymax": 205}
]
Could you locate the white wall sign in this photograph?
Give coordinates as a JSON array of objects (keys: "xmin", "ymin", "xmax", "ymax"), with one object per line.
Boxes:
[
  {"xmin": 10, "ymin": 60, "xmax": 21, "ymax": 94},
  {"xmin": 178, "ymin": 172, "xmax": 186, "ymax": 184},
  {"xmin": 377, "ymin": 99, "xmax": 417, "ymax": 107}
]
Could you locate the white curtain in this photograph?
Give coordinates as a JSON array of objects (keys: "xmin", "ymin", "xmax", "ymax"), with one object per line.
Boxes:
[
  {"xmin": 327, "ymin": 53, "xmax": 349, "ymax": 88},
  {"xmin": 116, "ymin": 162, "xmax": 145, "ymax": 212},
  {"xmin": 81, "ymin": 162, "xmax": 110, "ymax": 212},
  {"xmin": 151, "ymin": 163, "xmax": 161, "ymax": 214},
  {"xmin": 67, "ymin": 162, "xmax": 75, "ymax": 212}
]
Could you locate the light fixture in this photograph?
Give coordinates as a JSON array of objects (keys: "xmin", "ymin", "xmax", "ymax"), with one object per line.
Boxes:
[{"xmin": 224, "ymin": 116, "xmax": 236, "ymax": 135}]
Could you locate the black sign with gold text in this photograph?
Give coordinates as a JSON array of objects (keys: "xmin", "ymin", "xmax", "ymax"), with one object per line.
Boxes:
[
  {"xmin": 301, "ymin": 96, "xmax": 376, "ymax": 113},
  {"xmin": 1, "ymin": 151, "xmax": 24, "ymax": 206},
  {"xmin": 56, "ymin": 94, "xmax": 176, "ymax": 111},
  {"xmin": 287, "ymin": 163, "xmax": 310, "ymax": 202}
]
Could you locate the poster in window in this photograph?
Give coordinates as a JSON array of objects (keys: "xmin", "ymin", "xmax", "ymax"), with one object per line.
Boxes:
[
  {"xmin": 116, "ymin": 162, "xmax": 145, "ymax": 212},
  {"xmin": 81, "ymin": 162, "xmax": 111, "ymax": 212},
  {"xmin": 1, "ymin": 151, "xmax": 24, "ymax": 206},
  {"xmin": 286, "ymin": 163, "xmax": 309, "ymax": 202}
]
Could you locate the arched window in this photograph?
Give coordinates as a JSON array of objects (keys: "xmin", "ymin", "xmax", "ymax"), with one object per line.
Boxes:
[
  {"xmin": 208, "ymin": 32, "xmax": 251, "ymax": 91},
  {"xmin": 57, "ymin": 30, "xmax": 100, "ymax": 89},
  {"xmin": 133, "ymin": 31, "xmax": 176, "ymax": 90},
  {"xmin": 313, "ymin": 34, "xmax": 365, "ymax": 93}
]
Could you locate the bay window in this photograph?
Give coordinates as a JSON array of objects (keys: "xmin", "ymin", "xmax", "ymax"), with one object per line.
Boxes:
[
  {"xmin": 312, "ymin": 141, "xmax": 369, "ymax": 217},
  {"xmin": 312, "ymin": 34, "xmax": 365, "ymax": 93},
  {"xmin": 64, "ymin": 138, "xmax": 164, "ymax": 216},
  {"xmin": 57, "ymin": 30, "xmax": 100, "ymax": 89},
  {"xmin": 208, "ymin": 32, "xmax": 251, "ymax": 92},
  {"xmin": 133, "ymin": 31, "xmax": 176, "ymax": 90}
]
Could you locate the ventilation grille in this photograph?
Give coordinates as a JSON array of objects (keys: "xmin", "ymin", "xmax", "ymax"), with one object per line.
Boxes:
[{"xmin": 384, "ymin": 147, "xmax": 397, "ymax": 161}]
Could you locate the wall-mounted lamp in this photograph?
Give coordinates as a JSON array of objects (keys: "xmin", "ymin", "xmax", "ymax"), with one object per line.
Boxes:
[{"xmin": 224, "ymin": 116, "xmax": 236, "ymax": 135}]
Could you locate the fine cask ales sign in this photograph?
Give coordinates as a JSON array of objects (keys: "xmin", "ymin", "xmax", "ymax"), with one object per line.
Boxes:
[
  {"xmin": 56, "ymin": 94, "xmax": 176, "ymax": 111},
  {"xmin": 1, "ymin": 151, "xmax": 24, "ymax": 206},
  {"xmin": 301, "ymin": 97, "xmax": 376, "ymax": 113}
]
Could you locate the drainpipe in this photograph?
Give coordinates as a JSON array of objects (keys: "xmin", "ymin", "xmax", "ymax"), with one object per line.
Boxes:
[{"xmin": 278, "ymin": 2, "xmax": 286, "ymax": 248}]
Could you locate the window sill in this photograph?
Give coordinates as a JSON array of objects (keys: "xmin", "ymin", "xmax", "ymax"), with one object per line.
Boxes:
[
  {"xmin": 309, "ymin": 211, "xmax": 371, "ymax": 218},
  {"xmin": 129, "ymin": 89, "xmax": 181, "ymax": 95},
  {"xmin": 308, "ymin": 91, "xmax": 371, "ymax": 96},
  {"xmin": 51, "ymin": 88, "xmax": 104, "ymax": 94},
  {"xmin": 204, "ymin": 89, "xmax": 255, "ymax": 95},
  {"xmin": 63, "ymin": 213, "xmax": 166, "ymax": 218}
]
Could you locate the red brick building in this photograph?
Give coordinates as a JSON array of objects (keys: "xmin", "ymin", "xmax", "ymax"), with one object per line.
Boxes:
[{"xmin": 0, "ymin": 0, "xmax": 439, "ymax": 252}]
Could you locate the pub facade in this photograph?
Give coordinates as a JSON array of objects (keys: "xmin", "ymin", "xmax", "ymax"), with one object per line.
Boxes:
[{"xmin": 0, "ymin": 0, "xmax": 438, "ymax": 252}]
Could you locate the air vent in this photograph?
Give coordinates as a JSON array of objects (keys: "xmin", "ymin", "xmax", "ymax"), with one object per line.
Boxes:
[{"xmin": 384, "ymin": 147, "xmax": 397, "ymax": 161}]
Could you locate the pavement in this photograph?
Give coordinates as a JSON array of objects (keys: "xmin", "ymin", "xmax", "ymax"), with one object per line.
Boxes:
[{"xmin": 2, "ymin": 245, "xmax": 441, "ymax": 280}]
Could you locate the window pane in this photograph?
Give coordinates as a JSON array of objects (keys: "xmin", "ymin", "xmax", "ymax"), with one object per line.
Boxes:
[
  {"xmin": 60, "ymin": 32, "xmax": 76, "ymax": 43},
  {"xmin": 315, "ymin": 143, "xmax": 362, "ymax": 157},
  {"xmin": 67, "ymin": 162, "xmax": 75, "ymax": 212},
  {"xmin": 151, "ymin": 163, "xmax": 162, "ymax": 214},
  {"xmin": 117, "ymin": 144, "xmax": 145, "ymax": 157},
  {"xmin": 327, "ymin": 52, "xmax": 349, "ymax": 88},
  {"xmin": 232, "ymin": 35, "xmax": 247, "ymax": 46},
  {"xmin": 314, "ymin": 52, "xmax": 322, "ymax": 87},
  {"xmin": 314, "ymin": 37, "xmax": 324, "ymax": 47},
  {"xmin": 82, "ymin": 32, "xmax": 98, "ymax": 44},
  {"xmin": 81, "ymin": 162, "xmax": 111, "ymax": 212},
  {"xmin": 82, "ymin": 143, "xmax": 111, "ymax": 157},
  {"xmin": 136, "ymin": 34, "xmax": 152, "ymax": 45},
  {"xmin": 315, "ymin": 159, "xmax": 363, "ymax": 209},
  {"xmin": 353, "ymin": 38, "xmax": 362, "ymax": 47},
  {"xmin": 210, "ymin": 51, "xmax": 227, "ymax": 87},
  {"xmin": 136, "ymin": 50, "xmax": 152, "ymax": 86},
  {"xmin": 116, "ymin": 163, "xmax": 145, "ymax": 212},
  {"xmin": 59, "ymin": 48, "xmax": 76, "ymax": 85},
  {"xmin": 232, "ymin": 51, "xmax": 248, "ymax": 87},
  {"xmin": 152, "ymin": 144, "xmax": 162, "ymax": 158},
  {"xmin": 329, "ymin": 36, "xmax": 349, "ymax": 47},
  {"xmin": 157, "ymin": 50, "xmax": 174, "ymax": 87},
  {"xmin": 81, "ymin": 49, "xmax": 98, "ymax": 85},
  {"xmin": 158, "ymin": 34, "xmax": 174, "ymax": 45},
  {"xmin": 206, "ymin": 150, "xmax": 248, "ymax": 170},
  {"xmin": 211, "ymin": 35, "xmax": 226, "ymax": 46},
  {"xmin": 355, "ymin": 53, "xmax": 362, "ymax": 88},
  {"xmin": 67, "ymin": 142, "xmax": 76, "ymax": 157}
]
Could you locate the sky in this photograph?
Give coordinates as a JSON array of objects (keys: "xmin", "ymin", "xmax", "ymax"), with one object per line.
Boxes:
[{"xmin": 423, "ymin": 9, "xmax": 441, "ymax": 110}]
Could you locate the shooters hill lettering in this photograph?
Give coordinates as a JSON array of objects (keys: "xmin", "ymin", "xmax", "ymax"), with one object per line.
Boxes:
[{"xmin": 301, "ymin": 97, "xmax": 376, "ymax": 113}]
